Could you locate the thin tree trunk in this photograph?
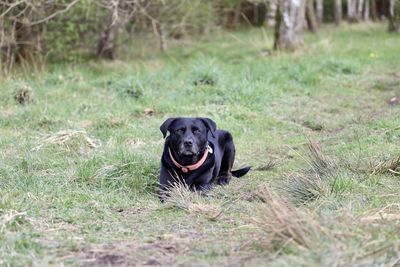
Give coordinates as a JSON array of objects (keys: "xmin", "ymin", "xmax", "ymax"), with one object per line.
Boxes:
[
  {"xmin": 156, "ymin": 23, "xmax": 167, "ymax": 53},
  {"xmin": 267, "ymin": 0, "xmax": 277, "ymax": 27},
  {"xmin": 97, "ymin": 1, "xmax": 136, "ymax": 60},
  {"xmin": 316, "ymin": 0, "xmax": 324, "ymax": 23},
  {"xmin": 357, "ymin": 0, "xmax": 364, "ymax": 20},
  {"xmin": 363, "ymin": 0, "xmax": 370, "ymax": 20},
  {"xmin": 334, "ymin": 0, "xmax": 342, "ymax": 25},
  {"xmin": 370, "ymin": 0, "xmax": 378, "ymax": 21},
  {"xmin": 15, "ymin": 21, "xmax": 41, "ymax": 64},
  {"xmin": 273, "ymin": 1, "xmax": 282, "ymax": 50},
  {"xmin": 388, "ymin": 0, "xmax": 400, "ymax": 32},
  {"xmin": 306, "ymin": 0, "xmax": 318, "ymax": 32},
  {"xmin": 232, "ymin": 0, "xmax": 242, "ymax": 28},
  {"xmin": 97, "ymin": 14, "xmax": 121, "ymax": 60},
  {"xmin": 274, "ymin": 0, "xmax": 306, "ymax": 50}
]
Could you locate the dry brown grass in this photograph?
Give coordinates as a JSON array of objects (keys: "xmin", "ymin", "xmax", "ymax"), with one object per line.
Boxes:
[
  {"xmin": 165, "ymin": 183, "xmax": 223, "ymax": 221},
  {"xmin": 359, "ymin": 203, "xmax": 400, "ymax": 226},
  {"xmin": 368, "ymin": 156, "xmax": 400, "ymax": 176},
  {"xmin": 0, "ymin": 210, "xmax": 32, "ymax": 233},
  {"xmin": 252, "ymin": 186, "xmax": 329, "ymax": 251},
  {"xmin": 33, "ymin": 129, "xmax": 101, "ymax": 153}
]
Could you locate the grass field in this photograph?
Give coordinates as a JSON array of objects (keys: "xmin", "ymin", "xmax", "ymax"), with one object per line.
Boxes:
[{"xmin": 1, "ymin": 23, "xmax": 400, "ymax": 266}]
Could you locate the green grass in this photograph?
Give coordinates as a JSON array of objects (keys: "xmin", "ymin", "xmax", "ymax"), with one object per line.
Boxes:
[{"xmin": 1, "ymin": 23, "xmax": 400, "ymax": 266}]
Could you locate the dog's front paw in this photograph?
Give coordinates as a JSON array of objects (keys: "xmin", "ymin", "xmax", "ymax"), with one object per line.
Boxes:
[{"xmin": 217, "ymin": 175, "xmax": 231, "ymax": 185}]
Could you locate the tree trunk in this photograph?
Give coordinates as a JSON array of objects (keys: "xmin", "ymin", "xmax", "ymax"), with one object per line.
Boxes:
[
  {"xmin": 97, "ymin": 1, "xmax": 136, "ymax": 60},
  {"xmin": 306, "ymin": 0, "xmax": 318, "ymax": 32},
  {"xmin": 316, "ymin": 0, "xmax": 324, "ymax": 23},
  {"xmin": 15, "ymin": 21, "xmax": 41, "ymax": 64},
  {"xmin": 267, "ymin": 0, "xmax": 278, "ymax": 27},
  {"xmin": 334, "ymin": 0, "xmax": 342, "ymax": 25},
  {"xmin": 232, "ymin": 0, "xmax": 243, "ymax": 28},
  {"xmin": 274, "ymin": 0, "xmax": 306, "ymax": 51},
  {"xmin": 97, "ymin": 14, "xmax": 121, "ymax": 60},
  {"xmin": 363, "ymin": 0, "xmax": 370, "ymax": 20},
  {"xmin": 156, "ymin": 23, "xmax": 167, "ymax": 53},
  {"xmin": 357, "ymin": 0, "xmax": 364, "ymax": 20},
  {"xmin": 388, "ymin": 0, "xmax": 400, "ymax": 32},
  {"xmin": 370, "ymin": 0, "xmax": 378, "ymax": 21},
  {"xmin": 347, "ymin": 0, "xmax": 362, "ymax": 22}
]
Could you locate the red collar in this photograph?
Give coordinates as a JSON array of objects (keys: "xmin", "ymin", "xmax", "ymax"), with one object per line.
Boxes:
[{"xmin": 168, "ymin": 145, "xmax": 212, "ymax": 173}]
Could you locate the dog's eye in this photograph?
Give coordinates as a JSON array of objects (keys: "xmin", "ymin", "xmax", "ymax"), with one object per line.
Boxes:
[
  {"xmin": 192, "ymin": 127, "xmax": 201, "ymax": 134},
  {"xmin": 177, "ymin": 128, "xmax": 185, "ymax": 133}
]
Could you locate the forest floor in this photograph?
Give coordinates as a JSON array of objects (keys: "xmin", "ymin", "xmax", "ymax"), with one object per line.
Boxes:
[{"xmin": 1, "ymin": 23, "xmax": 400, "ymax": 266}]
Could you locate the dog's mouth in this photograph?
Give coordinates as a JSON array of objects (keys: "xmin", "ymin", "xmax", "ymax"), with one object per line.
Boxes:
[
  {"xmin": 178, "ymin": 149, "xmax": 198, "ymax": 156},
  {"xmin": 178, "ymin": 144, "xmax": 199, "ymax": 157}
]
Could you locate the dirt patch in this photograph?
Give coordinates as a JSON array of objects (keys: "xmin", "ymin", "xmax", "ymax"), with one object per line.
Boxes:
[
  {"xmin": 83, "ymin": 251, "xmax": 126, "ymax": 266},
  {"xmin": 61, "ymin": 239, "xmax": 182, "ymax": 267}
]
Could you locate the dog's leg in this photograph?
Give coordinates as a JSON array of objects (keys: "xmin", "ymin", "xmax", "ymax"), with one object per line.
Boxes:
[
  {"xmin": 217, "ymin": 132, "xmax": 235, "ymax": 185},
  {"xmin": 192, "ymin": 182, "xmax": 213, "ymax": 194}
]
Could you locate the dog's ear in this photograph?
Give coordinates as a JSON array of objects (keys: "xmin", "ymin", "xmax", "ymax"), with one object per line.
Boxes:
[
  {"xmin": 199, "ymin": 117, "xmax": 216, "ymax": 138},
  {"xmin": 160, "ymin": 118, "xmax": 176, "ymax": 138}
]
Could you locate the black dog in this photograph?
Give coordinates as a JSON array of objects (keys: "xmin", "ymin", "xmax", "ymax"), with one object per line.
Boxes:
[{"xmin": 158, "ymin": 117, "xmax": 250, "ymax": 198}]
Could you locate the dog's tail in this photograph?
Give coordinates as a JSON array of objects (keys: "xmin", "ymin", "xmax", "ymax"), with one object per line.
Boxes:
[{"xmin": 232, "ymin": 166, "xmax": 251, "ymax": 178}]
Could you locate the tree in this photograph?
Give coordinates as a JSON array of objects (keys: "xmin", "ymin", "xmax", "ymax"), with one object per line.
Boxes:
[
  {"xmin": 96, "ymin": 0, "xmax": 137, "ymax": 60},
  {"xmin": 274, "ymin": 0, "xmax": 306, "ymax": 50},
  {"xmin": 370, "ymin": 0, "xmax": 378, "ymax": 21},
  {"xmin": 306, "ymin": 0, "xmax": 318, "ymax": 32},
  {"xmin": 267, "ymin": 0, "xmax": 278, "ymax": 27},
  {"xmin": 388, "ymin": 0, "xmax": 400, "ymax": 32},
  {"xmin": 363, "ymin": 0, "xmax": 370, "ymax": 20},
  {"xmin": 334, "ymin": 0, "xmax": 343, "ymax": 25},
  {"xmin": 347, "ymin": 0, "xmax": 363, "ymax": 22},
  {"xmin": 316, "ymin": 0, "xmax": 324, "ymax": 23}
]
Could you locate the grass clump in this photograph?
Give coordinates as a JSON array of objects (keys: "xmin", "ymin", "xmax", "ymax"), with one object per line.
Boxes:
[
  {"xmin": 368, "ymin": 156, "xmax": 400, "ymax": 176},
  {"xmin": 14, "ymin": 85, "xmax": 34, "ymax": 105},
  {"xmin": 33, "ymin": 129, "xmax": 101, "ymax": 154},
  {"xmin": 321, "ymin": 58, "xmax": 358, "ymax": 75},
  {"xmin": 164, "ymin": 183, "xmax": 223, "ymax": 221},
  {"xmin": 108, "ymin": 77, "xmax": 144, "ymax": 99},
  {"xmin": 282, "ymin": 143, "xmax": 336, "ymax": 205},
  {"xmin": 190, "ymin": 58, "xmax": 221, "ymax": 87},
  {"xmin": 252, "ymin": 186, "xmax": 328, "ymax": 251},
  {"xmin": 75, "ymin": 151, "xmax": 159, "ymax": 193}
]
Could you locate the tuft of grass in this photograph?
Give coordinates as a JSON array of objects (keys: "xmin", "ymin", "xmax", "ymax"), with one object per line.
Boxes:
[
  {"xmin": 107, "ymin": 77, "xmax": 144, "ymax": 99},
  {"xmin": 284, "ymin": 172, "xmax": 330, "ymax": 205},
  {"xmin": 0, "ymin": 210, "xmax": 30, "ymax": 232},
  {"xmin": 189, "ymin": 58, "xmax": 221, "ymax": 87},
  {"xmin": 165, "ymin": 183, "xmax": 223, "ymax": 221},
  {"xmin": 14, "ymin": 85, "xmax": 34, "ymax": 105},
  {"xmin": 321, "ymin": 58, "xmax": 358, "ymax": 75},
  {"xmin": 368, "ymin": 156, "xmax": 400, "ymax": 176},
  {"xmin": 252, "ymin": 186, "xmax": 327, "ymax": 251},
  {"xmin": 282, "ymin": 143, "xmax": 336, "ymax": 205},
  {"xmin": 75, "ymin": 151, "xmax": 159, "ymax": 193},
  {"xmin": 33, "ymin": 129, "xmax": 101, "ymax": 153}
]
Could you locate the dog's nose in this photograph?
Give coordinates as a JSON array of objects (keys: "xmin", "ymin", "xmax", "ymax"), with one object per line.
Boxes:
[{"xmin": 184, "ymin": 140, "xmax": 193, "ymax": 146}]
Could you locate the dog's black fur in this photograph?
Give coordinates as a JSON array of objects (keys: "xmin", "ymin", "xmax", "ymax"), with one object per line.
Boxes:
[{"xmin": 158, "ymin": 117, "xmax": 250, "ymax": 199}]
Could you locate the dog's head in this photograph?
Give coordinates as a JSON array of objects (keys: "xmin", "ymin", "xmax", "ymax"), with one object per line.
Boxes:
[{"xmin": 160, "ymin": 117, "xmax": 216, "ymax": 157}]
